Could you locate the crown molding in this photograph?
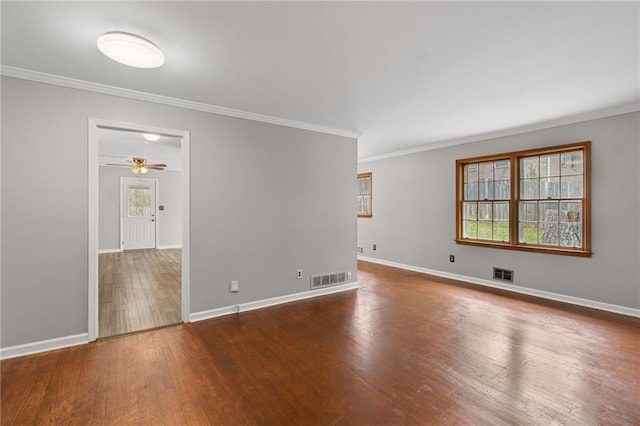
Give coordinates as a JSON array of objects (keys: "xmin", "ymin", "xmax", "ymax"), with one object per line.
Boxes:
[
  {"xmin": 0, "ymin": 65, "xmax": 360, "ymax": 140},
  {"xmin": 358, "ymin": 102, "xmax": 640, "ymax": 163}
]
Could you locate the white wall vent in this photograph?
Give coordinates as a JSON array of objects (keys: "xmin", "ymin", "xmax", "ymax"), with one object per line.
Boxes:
[
  {"xmin": 357, "ymin": 246, "xmax": 364, "ymax": 254},
  {"xmin": 493, "ymin": 267, "xmax": 514, "ymax": 283},
  {"xmin": 311, "ymin": 272, "xmax": 347, "ymax": 290}
]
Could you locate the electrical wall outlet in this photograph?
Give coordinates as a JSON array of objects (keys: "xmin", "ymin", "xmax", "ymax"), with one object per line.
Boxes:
[
  {"xmin": 230, "ymin": 280, "xmax": 239, "ymax": 292},
  {"xmin": 347, "ymin": 271, "xmax": 352, "ymax": 280},
  {"xmin": 296, "ymin": 269, "xmax": 303, "ymax": 279},
  {"xmin": 450, "ymin": 255, "xmax": 455, "ymax": 263},
  {"xmin": 373, "ymin": 244, "xmax": 377, "ymax": 250}
]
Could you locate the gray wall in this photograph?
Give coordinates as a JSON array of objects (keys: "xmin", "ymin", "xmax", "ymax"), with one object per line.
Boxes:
[
  {"xmin": 99, "ymin": 167, "xmax": 182, "ymax": 251},
  {"xmin": 1, "ymin": 77, "xmax": 357, "ymax": 347},
  {"xmin": 358, "ymin": 112, "xmax": 639, "ymax": 309}
]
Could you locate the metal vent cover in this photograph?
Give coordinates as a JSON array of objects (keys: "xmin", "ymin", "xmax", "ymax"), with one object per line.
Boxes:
[
  {"xmin": 493, "ymin": 267, "xmax": 514, "ymax": 283},
  {"xmin": 311, "ymin": 272, "xmax": 347, "ymax": 289}
]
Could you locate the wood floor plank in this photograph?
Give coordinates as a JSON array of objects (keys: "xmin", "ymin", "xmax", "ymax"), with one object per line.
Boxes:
[
  {"xmin": 2, "ymin": 260, "xmax": 638, "ymax": 425},
  {"xmin": 98, "ymin": 249, "xmax": 182, "ymax": 338}
]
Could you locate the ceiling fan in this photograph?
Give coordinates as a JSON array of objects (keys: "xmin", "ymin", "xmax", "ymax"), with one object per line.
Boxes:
[{"xmin": 107, "ymin": 157, "xmax": 167, "ymax": 174}]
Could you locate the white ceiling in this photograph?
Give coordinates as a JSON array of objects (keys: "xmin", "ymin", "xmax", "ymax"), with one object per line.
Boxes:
[{"xmin": 2, "ymin": 2, "xmax": 638, "ymax": 160}]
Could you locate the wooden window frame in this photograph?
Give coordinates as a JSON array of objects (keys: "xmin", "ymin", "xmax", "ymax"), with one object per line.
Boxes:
[
  {"xmin": 456, "ymin": 141, "xmax": 591, "ymax": 257},
  {"xmin": 357, "ymin": 172, "xmax": 373, "ymax": 218}
]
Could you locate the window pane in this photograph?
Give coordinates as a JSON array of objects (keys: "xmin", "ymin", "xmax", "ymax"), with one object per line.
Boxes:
[
  {"xmin": 464, "ymin": 220, "xmax": 478, "ymax": 239},
  {"xmin": 521, "ymin": 179, "xmax": 539, "ymax": 199},
  {"xmin": 521, "ymin": 157, "xmax": 539, "ymax": 179},
  {"xmin": 463, "ymin": 202, "xmax": 477, "ymax": 220},
  {"xmin": 519, "ymin": 222, "xmax": 540, "ymax": 244},
  {"xmin": 464, "ymin": 183, "xmax": 478, "ymax": 201},
  {"xmin": 539, "ymin": 201, "xmax": 559, "ymax": 245},
  {"xmin": 465, "ymin": 164, "xmax": 478, "ymax": 183},
  {"xmin": 363, "ymin": 196, "xmax": 370, "ymax": 213},
  {"xmin": 478, "ymin": 180, "xmax": 493, "ymax": 200},
  {"xmin": 478, "ymin": 202, "xmax": 492, "ymax": 220},
  {"xmin": 519, "ymin": 201, "xmax": 538, "ymax": 222},
  {"xmin": 478, "ymin": 221, "xmax": 492, "ymax": 239},
  {"xmin": 494, "ymin": 160, "xmax": 510, "ymax": 180},
  {"xmin": 560, "ymin": 201, "xmax": 582, "ymax": 222},
  {"xmin": 357, "ymin": 196, "xmax": 363, "ymax": 213},
  {"xmin": 540, "ymin": 154, "xmax": 560, "ymax": 177},
  {"xmin": 362, "ymin": 178, "xmax": 370, "ymax": 194},
  {"xmin": 561, "ymin": 151, "xmax": 583, "ymax": 176},
  {"xmin": 478, "ymin": 162, "xmax": 493, "ymax": 200},
  {"xmin": 492, "ymin": 221, "xmax": 509, "ymax": 242},
  {"xmin": 559, "ymin": 200, "xmax": 582, "ymax": 248},
  {"xmin": 561, "ymin": 175, "xmax": 583, "ymax": 198},
  {"xmin": 128, "ymin": 187, "xmax": 151, "ymax": 217},
  {"xmin": 540, "ymin": 177, "xmax": 560, "ymax": 199},
  {"xmin": 494, "ymin": 180, "xmax": 510, "ymax": 200},
  {"xmin": 479, "ymin": 162, "xmax": 493, "ymax": 180},
  {"xmin": 357, "ymin": 179, "xmax": 364, "ymax": 195},
  {"xmin": 493, "ymin": 202, "xmax": 509, "ymax": 221}
]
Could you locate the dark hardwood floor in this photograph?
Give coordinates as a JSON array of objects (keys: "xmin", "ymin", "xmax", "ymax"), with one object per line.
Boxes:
[
  {"xmin": 99, "ymin": 249, "xmax": 181, "ymax": 338},
  {"xmin": 2, "ymin": 260, "xmax": 638, "ymax": 425}
]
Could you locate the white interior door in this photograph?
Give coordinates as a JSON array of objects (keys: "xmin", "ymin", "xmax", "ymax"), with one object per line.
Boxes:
[{"xmin": 122, "ymin": 178, "xmax": 157, "ymax": 250}]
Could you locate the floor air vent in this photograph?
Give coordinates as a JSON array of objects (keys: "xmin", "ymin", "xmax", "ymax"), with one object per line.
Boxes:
[
  {"xmin": 493, "ymin": 267, "xmax": 514, "ymax": 283},
  {"xmin": 311, "ymin": 272, "xmax": 347, "ymax": 290}
]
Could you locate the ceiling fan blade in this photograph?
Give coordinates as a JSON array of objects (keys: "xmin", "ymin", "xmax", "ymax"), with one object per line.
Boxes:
[
  {"xmin": 146, "ymin": 163, "xmax": 167, "ymax": 168},
  {"xmin": 106, "ymin": 163, "xmax": 131, "ymax": 167},
  {"xmin": 147, "ymin": 166, "xmax": 166, "ymax": 170}
]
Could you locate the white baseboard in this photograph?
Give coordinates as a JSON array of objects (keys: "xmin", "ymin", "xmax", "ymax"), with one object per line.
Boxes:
[
  {"xmin": 190, "ymin": 282, "xmax": 360, "ymax": 323},
  {"xmin": 358, "ymin": 256, "xmax": 640, "ymax": 318},
  {"xmin": 99, "ymin": 246, "xmax": 180, "ymax": 253},
  {"xmin": 0, "ymin": 333, "xmax": 89, "ymax": 360}
]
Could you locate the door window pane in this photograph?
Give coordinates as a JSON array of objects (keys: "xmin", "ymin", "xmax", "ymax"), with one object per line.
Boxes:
[{"xmin": 128, "ymin": 186, "xmax": 151, "ymax": 217}]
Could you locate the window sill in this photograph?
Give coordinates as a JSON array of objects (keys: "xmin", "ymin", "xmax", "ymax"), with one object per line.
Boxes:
[{"xmin": 455, "ymin": 239, "xmax": 592, "ymax": 258}]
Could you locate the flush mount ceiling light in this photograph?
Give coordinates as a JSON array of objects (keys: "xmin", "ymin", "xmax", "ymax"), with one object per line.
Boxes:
[
  {"xmin": 97, "ymin": 32, "xmax": 164, "ymax": 68},
  {"xmin": 143, "ymin": 133, "xmax": 161, "ymax": 142}
]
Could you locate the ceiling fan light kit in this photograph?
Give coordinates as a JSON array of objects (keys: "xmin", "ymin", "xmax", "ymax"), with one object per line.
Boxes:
[
  {"xmin": 106, "ymin": 156, "xmax": 168, "ymax": 174},
  {"xmin": 97, "ymin": 32, "xmax": 165, "ymax": 69}
]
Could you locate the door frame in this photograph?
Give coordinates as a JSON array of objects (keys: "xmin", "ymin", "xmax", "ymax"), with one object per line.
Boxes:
[
  {"xmin": 88, "ymin": 118, "xmax": 191, "ymax": 341},
  {"xmin": 120, "ymin": 177, "xmax": 159, "ymax": 251}
]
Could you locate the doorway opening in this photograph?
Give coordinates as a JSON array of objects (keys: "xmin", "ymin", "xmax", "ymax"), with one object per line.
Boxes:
[{"xmin": 88, "ymin": 118, "xmax": 190, "ymax": 341}]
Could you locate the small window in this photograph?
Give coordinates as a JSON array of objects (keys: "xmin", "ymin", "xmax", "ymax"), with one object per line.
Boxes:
[
  {"xmin": 357, "ymin": 172, "xmax": 372, "ymax": 218},
  {"xmin": 456, "ymin": 141, "xmax": 591, "ymax": 257},
  {"xmin": 127, "ymin": 186, "xmax": 152, "ymax": 217}
]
